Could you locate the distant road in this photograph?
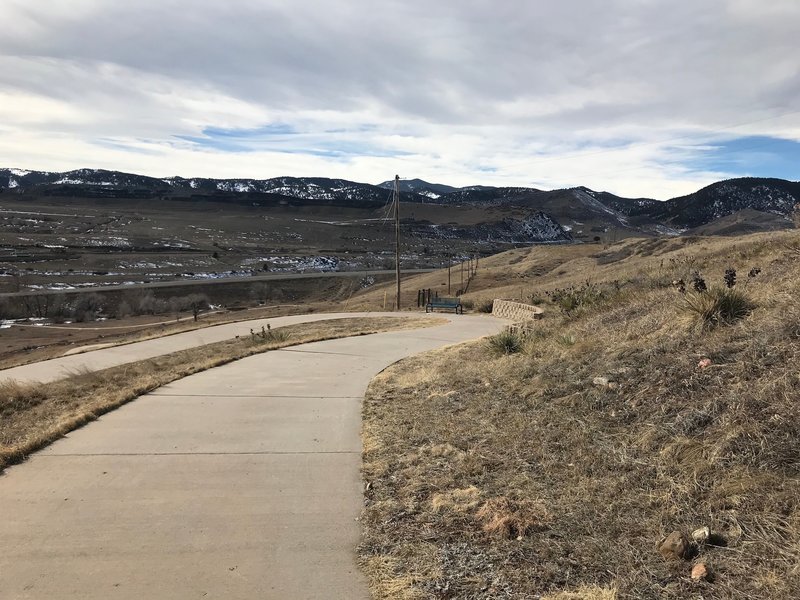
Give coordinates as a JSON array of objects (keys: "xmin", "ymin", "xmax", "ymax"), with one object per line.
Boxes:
[{"xmin": 0, "ymin": 268, "xmax": 435, "ymax": 297}]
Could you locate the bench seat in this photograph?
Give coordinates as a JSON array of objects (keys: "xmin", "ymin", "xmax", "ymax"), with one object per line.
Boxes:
[{"xmin": 425, "ymin": 298, "xmax": 463, "ymax": 314}]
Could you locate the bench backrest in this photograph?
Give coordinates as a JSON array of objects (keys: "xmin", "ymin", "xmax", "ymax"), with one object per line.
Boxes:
[{"xmin": 429, "ymin": 297, "xmax": 461, "ymax": 306}]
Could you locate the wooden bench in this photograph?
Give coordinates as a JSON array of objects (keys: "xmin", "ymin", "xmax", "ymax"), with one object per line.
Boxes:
[{"xmin": 426, "ymin": 297, "xmax": 463, "ymax": 314}]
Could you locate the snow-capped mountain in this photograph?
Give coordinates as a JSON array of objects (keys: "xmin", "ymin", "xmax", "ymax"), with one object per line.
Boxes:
[
  {"xmin": 1, "ymin": 168, "xmax": 798, "ymax": 235},
  {"xmin": 377, "ymin": 178, "xmax": 461, "ymax": 199}
]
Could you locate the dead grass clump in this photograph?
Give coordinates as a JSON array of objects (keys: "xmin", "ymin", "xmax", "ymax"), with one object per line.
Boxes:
[
  {"xmin": 475, "ymin": 496, "xmax": 550, "ymax": 539},
  {"xmin": 0, "ymin": 380, "xmax": 47, "ymax": 415},
  {"xmin": 426, "ymin": 443, "xmax": 466, "ymax": 460},
  {"xmin": 542, "ymin": 585, "xmax": 618, "ymax": 600},
  {"xmin": 431, "ymin": 487, "xmax": 481, "ymax": 514},
  {"xmin": 361, "ymin": 550, "xmax": 438, "ymax": 600}
]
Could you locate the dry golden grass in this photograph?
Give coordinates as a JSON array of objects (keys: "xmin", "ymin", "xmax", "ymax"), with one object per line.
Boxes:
[
  {"xmin": 360, "ymin": 231, "xmax": 800, "ymax": 599},
  {"xmin": 352, "ymin": 229, "xmax": 800, "ymax": 313},
  {"xmin": 475, "ymin": 496, "xmax": 551, "ymax": 539},
  {"xmin": 0, "ymin": 315, "xmax": 442, "ymax": 472},
  {"xmin": 432, "ymin": 487, "xmax": 481, "ymax": 514},
  {"xmin": 541, "ymin": 585, "xmax": 618, "ymax": 600}
]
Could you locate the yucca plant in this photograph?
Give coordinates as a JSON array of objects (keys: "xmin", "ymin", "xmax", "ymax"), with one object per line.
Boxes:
[
  {"xmin": 486, "ymin": 330, "xmax": 524, "ymax": 355},
  {"xmin": 683, "ymin": 286, "xmax": 754, "ymax": 329}
]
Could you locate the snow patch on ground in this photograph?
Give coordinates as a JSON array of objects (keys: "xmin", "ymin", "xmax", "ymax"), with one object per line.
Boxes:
[{"xmin": 84, "ymin": 237, "xmax": 131, "ymax": 248}]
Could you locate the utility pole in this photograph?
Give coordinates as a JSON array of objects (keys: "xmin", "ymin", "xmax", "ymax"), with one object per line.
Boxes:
[
  {"xmin": 447, "ymin": 255, "xmax": 451, "ymax": 295},
  {"xmin": 394, "ymin": 175, "xmax": 401, "ymax": 311}
]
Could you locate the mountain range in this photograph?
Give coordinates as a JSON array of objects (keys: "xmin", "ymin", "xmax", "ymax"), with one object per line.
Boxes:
[{"xmin": 1, "ymin": 168, "xmax": 798, "ymax": 238}]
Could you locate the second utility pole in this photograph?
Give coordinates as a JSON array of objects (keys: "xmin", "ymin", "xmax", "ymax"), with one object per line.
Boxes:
[
  {"xmin": 394, "ymin": 174, "xmax": 401, "ymax": 311},
  {"xmin": 447, "ymin": 255, "xmax": 451, "ymax": 295}
]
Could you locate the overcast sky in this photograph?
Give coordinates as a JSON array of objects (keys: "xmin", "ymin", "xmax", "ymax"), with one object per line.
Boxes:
[{"xmin": 1, "ymin": 0, "xmax": 798, "ymax": 198}]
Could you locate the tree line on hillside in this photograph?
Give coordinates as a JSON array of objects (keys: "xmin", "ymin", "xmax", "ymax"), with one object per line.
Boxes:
[{"xmin": 0, "ymin": 291, "xmax": 211, "ymax": 323}]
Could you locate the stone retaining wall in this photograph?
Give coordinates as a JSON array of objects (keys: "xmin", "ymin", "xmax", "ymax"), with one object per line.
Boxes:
[{"xmin": 491, "ymin": 299, "xmax": 544, "ymax": 322}]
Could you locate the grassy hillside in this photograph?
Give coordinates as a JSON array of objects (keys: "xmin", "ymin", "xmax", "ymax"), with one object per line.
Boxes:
[
  {"xmin": 359, "ymin": 231, "xmax": 800, "ymax": 598},
  {"xmin": 352, "ymin": 231, "xmax": 797, "ymax": 310}
]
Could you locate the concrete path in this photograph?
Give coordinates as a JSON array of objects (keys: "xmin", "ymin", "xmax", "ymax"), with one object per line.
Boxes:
[
  {"xmin": 1, "ymin": 311, "xmax": 424, "ymax": 384},
  {"xmin": 0, "ymin": 314, "xmax": 504, "ymax": 599}
]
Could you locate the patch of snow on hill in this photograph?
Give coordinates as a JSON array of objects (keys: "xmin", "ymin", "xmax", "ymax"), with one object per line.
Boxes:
[
  {"xmin": 9, "ymin": 169, "xmax": 31, "ymax": 177},
  {"xmin": 8, "ymin": 178, "xmax": 18, "ymax": 189},
  {"xmin": 572, "ymin": 188, "xmax": 630, "ymax": 226},
  {"xmin": 216, "ymin": 181, "xmax": 254, "ymax": 193},
  {"xmin": 706, "ymin": 183, "xmax": 798, "ymax": 219},
  {"xmin": 54, "ymin": 177, "xmax": 113, "ymax": 186},
  {"xmin": 651, "ymin": 224, "xmax": 683, "ymax": 236},
  {"xmin": 85, "ymin": 237, "xmax": 131, "ymax": 248}
]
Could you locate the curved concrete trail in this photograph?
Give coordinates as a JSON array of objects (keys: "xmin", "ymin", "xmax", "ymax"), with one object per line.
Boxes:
[
  {"xmin": 2, "ymin": 311, "xmax": 426, "ymax": 384},
  {"xmin": 0, "ymin": 314, "xmax": 504, "ymax": 599}
]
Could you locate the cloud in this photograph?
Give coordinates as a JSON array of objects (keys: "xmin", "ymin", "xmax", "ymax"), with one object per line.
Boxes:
[{"xmin": 0, "ymin": 0, "xmax": 798, "ymax": 198}]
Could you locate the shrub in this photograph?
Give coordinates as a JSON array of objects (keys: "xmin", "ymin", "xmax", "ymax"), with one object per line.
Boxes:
[
  {"xmin": 115, "ymin": 300, "xmax": 133, "ymax": 319},
  {"xmin": 0, "ymin": 380, "xmax": 47, "ymax": 414},
  {"xmin": 486, "ymin": 330, "xmax": 523, "ymax": 355},
  {"xmin": 476, "ymin": 298, "xmax": 494, "ymax": 313},
  {"xmin": 249, "ymin": 323, "xmax": 288, "ymax": 344},
  {"xmin": 72, "ymin": 293, "xmax": 104, "ymax": 322},
  {"xmin": 683, "ymin": 287, "xmax": 754, "ymax": 329},
  {"xmin": 135, "ymin": 292, "xmax": 168, "ymax": 315},
  {"xmin": 250, "ymin": 282, "xmax": 269, "ymax": 304},
  {"xmin": 546, "ymin": 283, "xmax": 608, "ymax": 317},
  {"xmin": 186, "ymin": 293, "xmax": 210, "ymax": 321},
  {"xmin": 556, "ymin": 333, "xmax": 577, "ymax": 347}
]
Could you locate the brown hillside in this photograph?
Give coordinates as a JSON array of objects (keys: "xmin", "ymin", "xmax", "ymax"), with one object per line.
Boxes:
[{"xmin": 360, "ymin": 231, "xmax": 800, "ymax": 599}]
